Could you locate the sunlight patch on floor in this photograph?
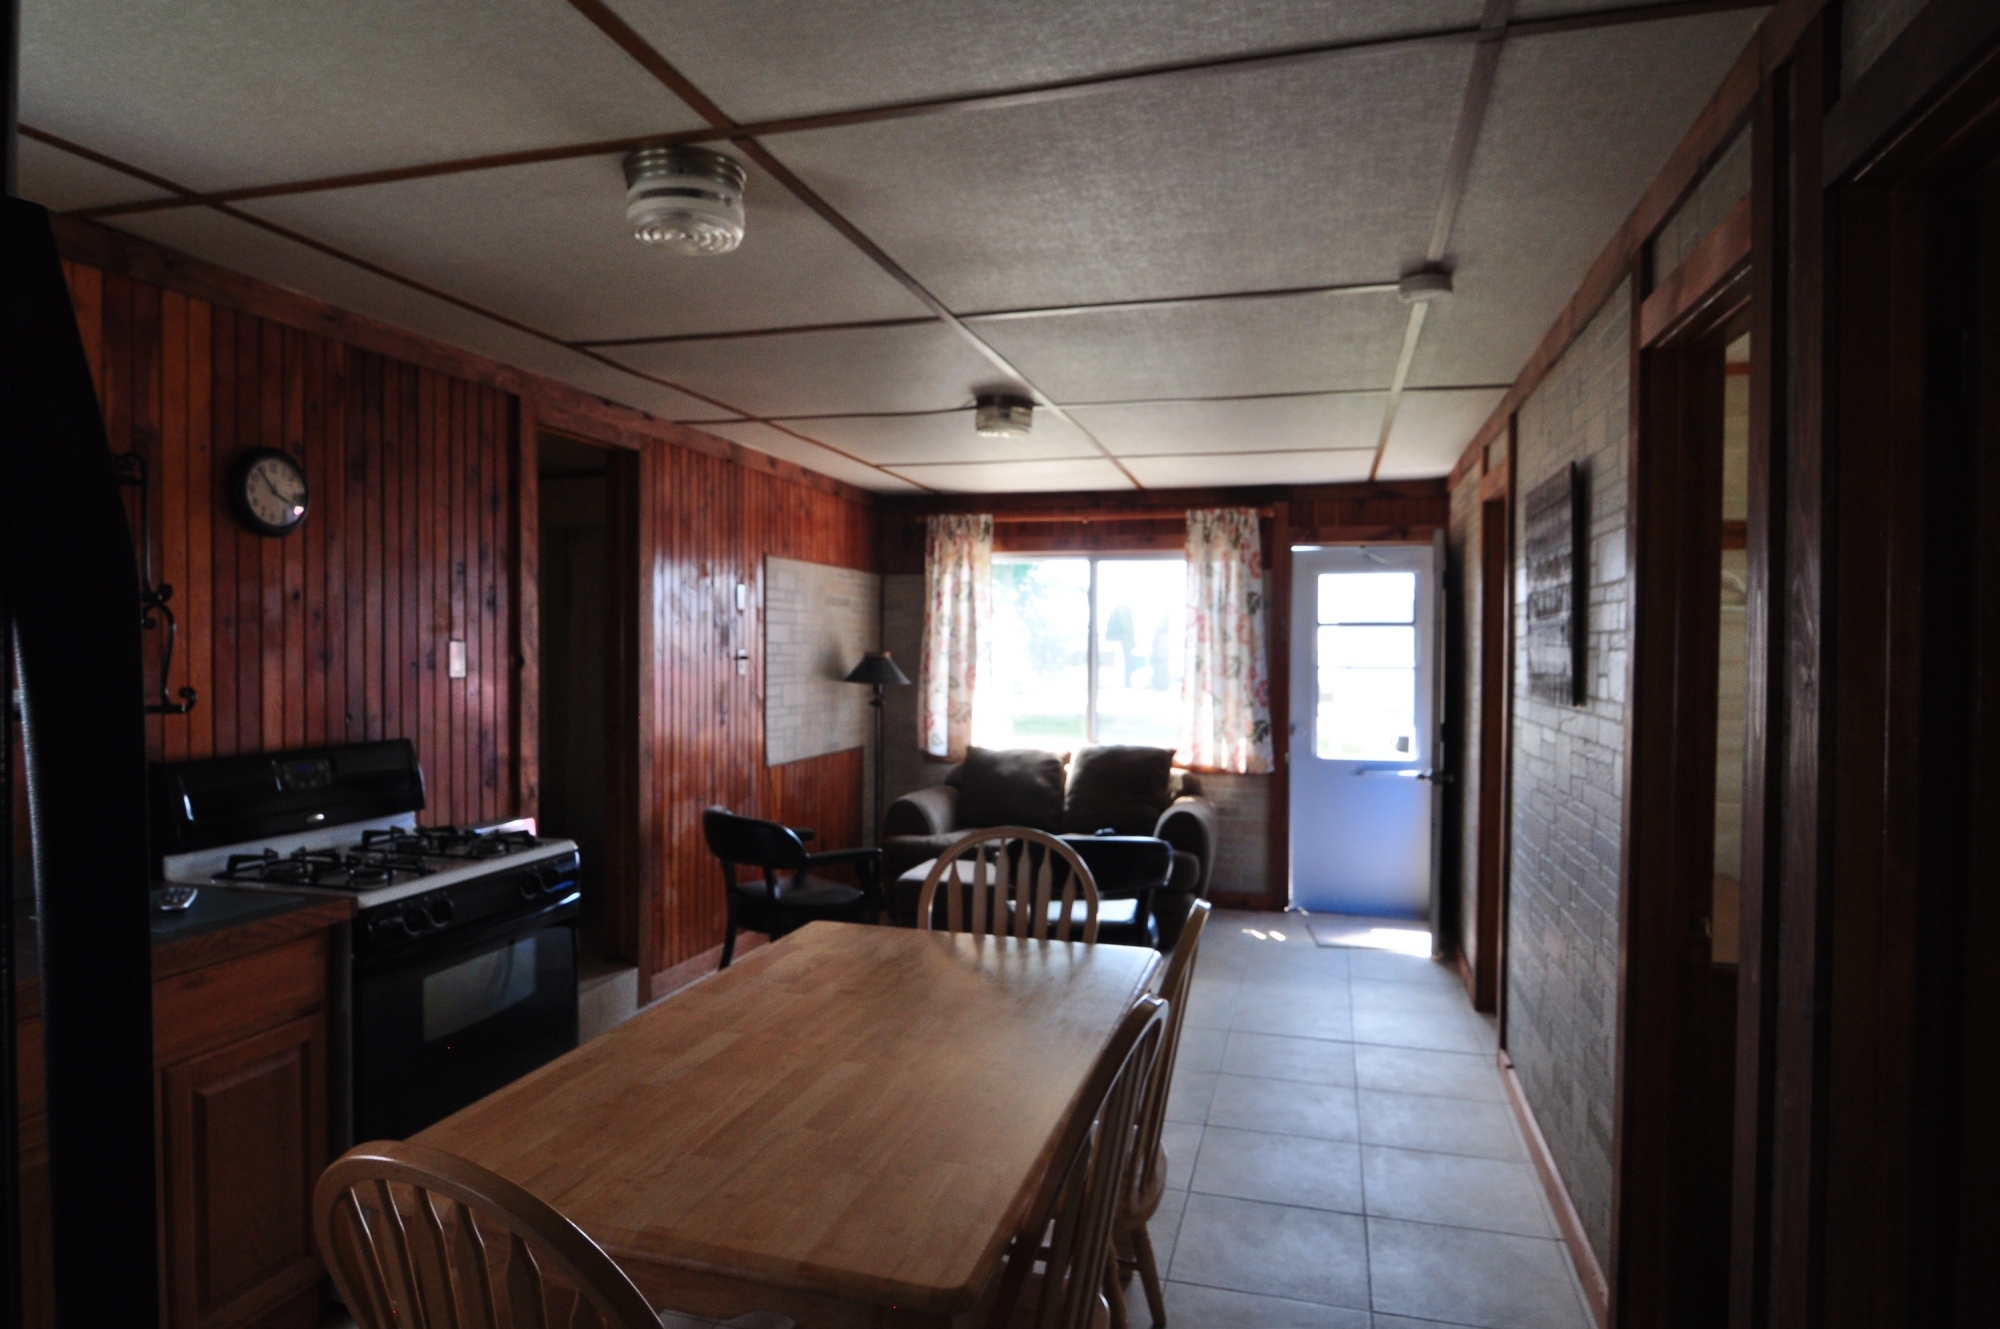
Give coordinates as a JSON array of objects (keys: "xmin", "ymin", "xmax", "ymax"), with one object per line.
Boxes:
[{"xmin": 1303, "ymin": 912, "xmax": 1434, "ymax": 955}]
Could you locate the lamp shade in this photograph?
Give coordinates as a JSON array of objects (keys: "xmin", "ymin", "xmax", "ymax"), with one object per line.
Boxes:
[{"xmin": 844, "ymin": 651, "xmax": 911, "ymax": 687}]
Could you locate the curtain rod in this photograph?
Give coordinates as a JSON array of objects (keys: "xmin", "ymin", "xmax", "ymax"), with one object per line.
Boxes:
[{"xmin": 984, "ymin": 505, "xmax": 1277, "ymax": 524}]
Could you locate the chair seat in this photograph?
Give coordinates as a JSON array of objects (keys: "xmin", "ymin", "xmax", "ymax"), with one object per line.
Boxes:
[{"xmin": 728, "ymin": 875, "xmax": 867, "ymax": 910}]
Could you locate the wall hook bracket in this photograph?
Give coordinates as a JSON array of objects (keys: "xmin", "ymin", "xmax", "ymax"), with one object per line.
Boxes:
[{"xmin": 112, "ymin": 452, "xmax": 198, "ymax": 716}]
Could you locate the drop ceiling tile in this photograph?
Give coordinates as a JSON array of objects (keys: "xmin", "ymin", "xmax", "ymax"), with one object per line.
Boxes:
[
  {"xmin": 1067, "ymin": 393, "xmax": 1387, "ymax": 457},
  {"xmin": 762, "ymin": 41, "xmax": 1473, "ymax": 312},
  {"xmin": 696, "ymin": 421, "xmax": 923, "ymax": 492},
  {"xmin": 1376, "ymin": 388, "xmax": 1507, "ymax": 480},
  {"xmin": 106, "ymin": 208, "xmax": 735, "ymax": 424},
  {"xmin": 608, "ymin": 0, "xmax": 1483, "ymax": 121},
  {"xmin": 886, "ymin": 458, "xmax": 1135, "ymax": 493},
  {"xmin": 969, "ymin": 294, "xmax": 1411, "ymax": 404},
  {"xmin": 1409, "ymin": 11, "xmax": 1762, "ymax": 387},
  {"xmin": 602, "ymin": 322, "xmax": 1021, "ymax": 418},
  {"xmin": 773, "ymin": 411, "xmax": 1103, "ymax": 466},
  {"xmin": 14, "ymin": 135, "xmax": 170, "ymax": 212},
  {"xmin": 237, "ymin": 155, "xmax": 931, "ymax": 343},
  {"xmin": 20, "ymin": 0, "xmax": 705, "ymax": 192},
  {"xmin": 1122, "ymin": 450, "xmax": 1376, "ymax": 488}
]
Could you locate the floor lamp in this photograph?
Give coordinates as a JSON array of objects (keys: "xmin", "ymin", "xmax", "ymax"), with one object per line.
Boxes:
[{"xmin": 844, "ymin": 651, "xmax": 911, "ymax": 842}]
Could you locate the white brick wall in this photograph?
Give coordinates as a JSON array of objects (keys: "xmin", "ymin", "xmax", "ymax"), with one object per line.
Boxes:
[
  {"xmin": 1507, "ymin": 279, "xmax": 1632, "ymax": 1270},
  {"xmin": 763, "ymin": 554, "xmax": 878, "ymax": 785}
]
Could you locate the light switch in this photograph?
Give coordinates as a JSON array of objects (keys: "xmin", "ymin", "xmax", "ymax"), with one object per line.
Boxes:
[
  {"xmin": 735, "ymin": 582, "xmax": 748, "ymax": 611},
  {"xmin": 735, "ymin": 649, "xmax": 749, "ymax": 676},
  {"xmin": 448, "ymin": 639, "xmax": 467, "ymax": 679}
]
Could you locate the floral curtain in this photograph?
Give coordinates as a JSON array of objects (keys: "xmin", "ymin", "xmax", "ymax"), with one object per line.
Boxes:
[
  {"xmin": 918, "ymin": 513, "xmax": 993, "ymax": 759},
  {"xmin": 1181, "ymin": 508, "xmax": 1273, "ymax": 773}
]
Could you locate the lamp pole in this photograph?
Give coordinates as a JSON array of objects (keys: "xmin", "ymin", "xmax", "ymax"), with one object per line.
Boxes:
[{"xmin": 844, "ymin": 651, "xmax": 911, "ymax": 845}]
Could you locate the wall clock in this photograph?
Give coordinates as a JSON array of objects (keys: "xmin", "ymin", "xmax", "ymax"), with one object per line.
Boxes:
[{"xmin": 227, "ymin": 448, "xmax": 309, "ymax": 536}]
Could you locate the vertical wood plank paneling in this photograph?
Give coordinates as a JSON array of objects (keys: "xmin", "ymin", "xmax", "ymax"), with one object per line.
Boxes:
[
  {"xmin": 259, "ymin": 319, "xmax": 286, "ymax": 747},
  {"xmin": 56, "ymin": 261, "xmax": 523, "ymax": 833},
  {"xmin": 159, "ymin": 290, "xmax": 190, "ymax": 762},
  {"xmin": 281, "ymin": 326, "xmax": 308, "ymax": 752},
  {"xmin": 185, "ymin": 298, "xmax": 214, "ymax": 759}
]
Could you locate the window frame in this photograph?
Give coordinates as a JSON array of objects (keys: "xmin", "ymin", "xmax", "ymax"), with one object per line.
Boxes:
[{"xmin": 989, "ymin": 550, "xmax": 1186, "ymax": 750}]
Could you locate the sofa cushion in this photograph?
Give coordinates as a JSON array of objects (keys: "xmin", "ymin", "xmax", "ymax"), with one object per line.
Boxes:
[
  {"xmin": 1061, "ymin": 745, "xmax": 1175, "ymax": 835},
  {"xmin": 954, "ymin": 746, "xmax": 1067, "ymax": 831}
]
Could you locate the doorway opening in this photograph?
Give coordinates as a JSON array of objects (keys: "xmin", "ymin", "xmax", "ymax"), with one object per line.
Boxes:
[
  {"xmin": 536, "ymin": 435, "xmax": 640, "ymax": 1035},
  {"xmin": 1287, "ymin": 541, "xmax": 1443, "ymax": 943},
  {"xmin": 1618, "ymin": 304, "xmax": 1751, "ymax": 1325}
]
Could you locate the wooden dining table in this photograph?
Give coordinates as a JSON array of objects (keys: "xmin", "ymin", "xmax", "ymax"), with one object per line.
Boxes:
[{"xmin": 414, "ymin": 920, "xmax": 1162, "ymax": 1327}]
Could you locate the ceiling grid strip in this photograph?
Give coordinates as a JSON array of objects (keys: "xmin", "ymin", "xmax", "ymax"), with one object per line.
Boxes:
[
  {"xmin": 1369, "ymin": 0, "xmax": 1514, "ymax": 481},
  {"xmin": 558, "ymin": 0, "xmax": 1148, "ymax": 489},
  {"xmin": 17, "ymin": 128, "xmax": 932, "ymax": 492},
  {"xmin": 68, "ymin": 0, "xmax": 1769, "ymax": 226}
]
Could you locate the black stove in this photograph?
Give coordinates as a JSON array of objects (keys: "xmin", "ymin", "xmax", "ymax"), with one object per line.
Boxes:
[
  {"xmin": 218, "ymin": 847, "xmax": 434, "ymax": 889},
  {"xmin": 150, "ymin": 740, "xmax": 583, "ymax": 1145}
]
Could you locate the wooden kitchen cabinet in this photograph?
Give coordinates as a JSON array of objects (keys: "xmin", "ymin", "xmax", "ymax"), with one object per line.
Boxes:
[{"xmin": 13, "ymin": 898, "xmax": 350, "ymax": 1329}]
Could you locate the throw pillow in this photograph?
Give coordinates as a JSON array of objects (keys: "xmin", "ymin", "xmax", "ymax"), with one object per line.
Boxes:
[
  {"xmin": 1061, "ymin": 745, "xmax": 1175, "ymax": 835},
  {"xmin": 955, "ymin": 746, "xmax": 1068, "ymax": 831}
]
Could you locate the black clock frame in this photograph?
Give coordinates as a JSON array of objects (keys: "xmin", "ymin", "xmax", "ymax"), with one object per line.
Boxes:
[{"xmin": 226, "ymin": 447, "xmax": 310, "ymax": 536}]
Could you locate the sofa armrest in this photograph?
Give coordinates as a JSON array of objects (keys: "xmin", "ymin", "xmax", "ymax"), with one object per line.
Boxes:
[
  {"xmin": 1154, "ymin": 796, "xmax": 1218, "ymax": 898},
  {"xmin": 883, "ymin": 784, "xmax": 960, "ymax": 838}
]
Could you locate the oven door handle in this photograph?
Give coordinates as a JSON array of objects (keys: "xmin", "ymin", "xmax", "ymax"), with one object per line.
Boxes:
[{"xmin": 355, "ymin": 892, "xmax": 579, "ymax": 975}]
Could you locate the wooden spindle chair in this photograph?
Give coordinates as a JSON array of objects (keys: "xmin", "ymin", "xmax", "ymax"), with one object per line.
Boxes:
[
  {"xmin": 918, "ymin": 827, "xmax": 1101, "ymax": 944},
  {"xmin": 315, "ymin": 1139, "xmax": 664, "ymax": 1329},
  {"xmin": 987, "ymin": 996, "xmax": 1168, "ymax": 1329},
  {"xmin": 1107, "ymin": 901, "xmax": 1211, "ymax": 1328}
]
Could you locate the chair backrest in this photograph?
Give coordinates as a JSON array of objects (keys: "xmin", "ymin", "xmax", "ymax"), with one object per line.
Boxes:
[
  {"xmin": 990, "ymin": 996, "xmax": 1167, "ymax": 1329},
  {"xmin": 919, "ymin": 827, "xmax": 1100, "ymax": 944},
  {"xmin": 1129, "ymin": 900, "xmax": 1211, "ymax": 1206},
  {"xmin": 702, "ymin": 805, "xmax": 809, "ymax": 873},
  {"xmin": 315, "ymin": 1139, "xmax": 662, "ymax": 1329}
]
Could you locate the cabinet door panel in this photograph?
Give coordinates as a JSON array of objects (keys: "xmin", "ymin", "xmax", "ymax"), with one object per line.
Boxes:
[{"xmin": 159, "ymin": 1014, "xmax": 326, "ymax": 1329}]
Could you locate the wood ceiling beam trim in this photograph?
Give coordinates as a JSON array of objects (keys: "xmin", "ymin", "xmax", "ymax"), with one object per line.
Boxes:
[
  {"xmin": 1367, "ymin": 302, "xmax": 1430, "ymax": 482},
  {"xmin": 34, "ymin": 127, "xmax": 931, "ymax": 493},
  {"xmin": 64, "ymin": 0, "xmax": 1769, "ymax": 223},
  {"xmin": 748, "ymin": 383, "xmax": 1514, "ymax": 424},
  {"xmin": 560, "ymin": 0, "xmax": 1145, "ymax": 490},
  {"xmin": 572, "ymin": 280, "xmax": 1405, "ymax": 350}
]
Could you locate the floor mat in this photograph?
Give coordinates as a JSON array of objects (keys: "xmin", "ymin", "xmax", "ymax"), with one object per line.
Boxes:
[{"xmin": 1302, "ymin": 912, "xmax": 1433, "ymax": 955}]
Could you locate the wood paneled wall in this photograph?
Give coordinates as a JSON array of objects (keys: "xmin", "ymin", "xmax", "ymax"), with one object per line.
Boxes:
[
  {"xmin": 631, "ymin": 441, "xmax": 876, "ymax": 979},
  {"xmin": 61, "ymin": 260, "xmax": 521, "ymax": 829}
]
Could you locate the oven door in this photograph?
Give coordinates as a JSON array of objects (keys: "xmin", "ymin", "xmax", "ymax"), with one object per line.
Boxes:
[{"xmin": 352, "ymin": 898, "xmax": 578, "ymax": 1141}]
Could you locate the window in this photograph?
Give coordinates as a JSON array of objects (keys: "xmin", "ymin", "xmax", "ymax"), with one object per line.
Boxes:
[
  {"xmin": 1315, "ymin": 571, "xmax": 1418, "ymax": 761},
  {"xmin": 984, "ymin": 555, "xmax": 1187, "ymax": 751}
]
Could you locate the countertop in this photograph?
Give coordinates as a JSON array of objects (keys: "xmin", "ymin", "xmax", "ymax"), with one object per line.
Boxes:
[{"xmin": 11, "ymin": 884, "xmax": 352, "ymax": 1018}]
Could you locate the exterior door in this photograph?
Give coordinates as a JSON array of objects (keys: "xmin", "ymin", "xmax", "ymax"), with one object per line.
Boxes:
[{"xmin": 1288, "ymin": 543, "xmax": 1441, "ymax": 918}]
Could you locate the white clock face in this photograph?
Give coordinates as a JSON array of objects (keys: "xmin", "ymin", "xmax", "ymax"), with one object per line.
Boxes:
[{"xmin": 245, "ymin": 456, "xmax": 307, "ymax": 528}]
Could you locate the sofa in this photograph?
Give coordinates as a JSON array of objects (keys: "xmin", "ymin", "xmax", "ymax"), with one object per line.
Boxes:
[{"xmin": 881, "ymin": 744, "xmax": 1219, "ymax": 947}]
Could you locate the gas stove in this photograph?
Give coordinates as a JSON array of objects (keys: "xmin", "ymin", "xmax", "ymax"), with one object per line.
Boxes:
[{"xmin": 151, "ymin": 740, "xmax": 584, "ymax": 1143}]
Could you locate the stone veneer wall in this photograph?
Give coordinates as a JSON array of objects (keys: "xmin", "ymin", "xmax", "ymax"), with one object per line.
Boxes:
[
  {"xmin": 1507, "ymin": 278, "xmax": 1633, "ymax": 1270},
  {"xmin": 763, "ymin": 555, "xmax": 880, "ymax": 829}
]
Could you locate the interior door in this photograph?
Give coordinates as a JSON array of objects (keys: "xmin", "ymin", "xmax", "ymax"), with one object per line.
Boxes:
[{"xmin": 1288, "ymin": 544, "xmax": 1441, "ymax": 918}]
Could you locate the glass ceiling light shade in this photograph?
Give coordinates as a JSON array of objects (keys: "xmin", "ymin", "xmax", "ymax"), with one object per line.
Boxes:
[
  {"xmin": 623, "ymin": 146, "xmax": 746, "ymax": 255},
  {"xmin": 974, "ymin": 393, "xmax": 1034, "ymax": 439}
]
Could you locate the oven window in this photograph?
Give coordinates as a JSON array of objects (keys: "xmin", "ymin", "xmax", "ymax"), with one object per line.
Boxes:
[{"xmin": 423, "ymin": 936, "xmax": 538, "ymax": 1042}]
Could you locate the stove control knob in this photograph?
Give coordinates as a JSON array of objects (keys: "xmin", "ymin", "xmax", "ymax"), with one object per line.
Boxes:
[
  {"xmin": 368, "ymin": 916, "xmax": 403, "ymax": 944},
  {"xmin": 520, "ymin": 876, "xmax": 543, "ymax": 900},
  {"xmin": 428, "ymin": 899, "xmax": 455, "ymax": 928},
  {"xmin": 402, "ymin": 909, "xmax": 432, "ymax": 937}
]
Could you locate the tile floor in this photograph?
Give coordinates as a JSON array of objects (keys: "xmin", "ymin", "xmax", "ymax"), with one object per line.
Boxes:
[{"xmin": 1148, "ymin": 910, "xmax": 1593, "ymax": 1329}]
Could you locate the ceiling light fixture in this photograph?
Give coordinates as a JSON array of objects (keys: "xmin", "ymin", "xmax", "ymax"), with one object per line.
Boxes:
[
  {"xmin": 1396, "ymin": 268, "xmax": 1453, "ymax": 303},
  {"xmin": 974, "ymin": 393, "xmax": 1034, "ymax": 438},
  {"xmin": 623, "ymin": 146, "xmax": 746, "ymax": 255}
]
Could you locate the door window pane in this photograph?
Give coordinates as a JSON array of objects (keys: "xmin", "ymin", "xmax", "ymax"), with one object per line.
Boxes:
[
  {"xmin": 1094, "ymin": 559, "xmax": 1186, "ymax": 747},
  {"xmin": 1316, "ymin": 572, "xmax": 1418, "ymax": 761},
  {"xmin": 1319, "ymin": 571, "xmax": 1415, "ymax": 625},
  {"xmin": 986, "ymin": 557, "xmax": 1091, "ymax": 749}
]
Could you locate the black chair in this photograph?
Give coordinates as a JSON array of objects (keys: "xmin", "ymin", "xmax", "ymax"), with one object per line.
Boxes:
[
  {"xmin": 1059, "ymin": 833, "xmax": 1174, "ymax": 949},
  {"xmin": 702, "ymin": 807, "xmax": 883, "ymax": 968}
]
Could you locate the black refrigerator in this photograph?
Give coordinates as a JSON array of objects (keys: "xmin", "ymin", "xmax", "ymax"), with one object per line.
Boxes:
[{"xmin": 1, "ymin": 187, "xmax": 164, "ymax": 1327}]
